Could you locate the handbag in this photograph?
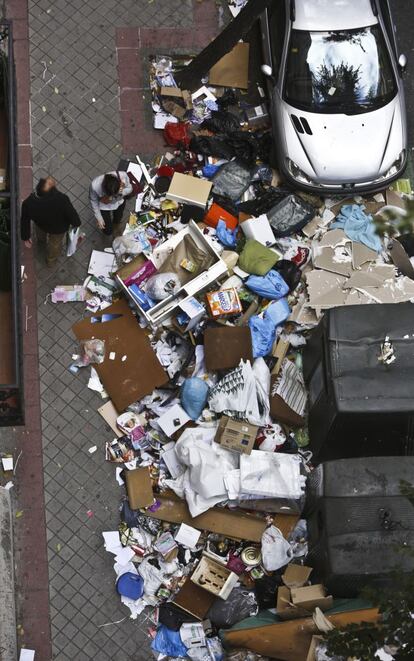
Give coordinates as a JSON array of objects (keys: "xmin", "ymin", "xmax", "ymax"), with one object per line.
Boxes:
[
  {"xmin": 66, "ymin": 227, "xmax": 80, "ymax": 257},
  {"xmin": 124, "ymin": 171, "xmax": 143, "ymax": 199}
]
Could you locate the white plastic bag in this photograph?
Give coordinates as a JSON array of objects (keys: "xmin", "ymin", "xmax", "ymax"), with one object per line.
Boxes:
[
  {"xmin": 66, "ymin": 227, "xmax": 80, "ymax": 256},
  {"xmin": 261, "ymin": 525, "xmax": 293, "ymax": 571}
]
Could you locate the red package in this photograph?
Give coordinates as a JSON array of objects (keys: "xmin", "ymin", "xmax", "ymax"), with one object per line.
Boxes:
[{"xmin": 163, "ymin": 122, "xmax": 191, "ymax": 148}]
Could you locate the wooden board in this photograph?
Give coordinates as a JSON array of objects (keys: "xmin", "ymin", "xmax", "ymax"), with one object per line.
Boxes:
[{"xmin": 145, "ymin": 492, "xmax": 298, "ymax": 543}]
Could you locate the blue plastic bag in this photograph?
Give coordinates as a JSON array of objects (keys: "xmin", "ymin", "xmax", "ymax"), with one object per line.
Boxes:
[
  {"xmin": 246, "ymin": 270, "xmax": 289, "ymax": 300},
  {"xmin": 266, "ymin": 297, "xmax": 291, "ymax": 326},
  {"xmin": 249, "ymin": 298, "xmax": 290, "ymax": 358},
  {"xmin": 202, "ymin": 164, "xmax": 220, "ymax": 178},
  {"xmin": 216, "ymin": 219, "xmax": 238, "ymax": 248},
  {"xmin": 151, "ymin": 624, "xmax": 188, "ymax": 657},
  {"xmin": 180, "ymin": 377, "xmax": 209, "ymax": 420}
]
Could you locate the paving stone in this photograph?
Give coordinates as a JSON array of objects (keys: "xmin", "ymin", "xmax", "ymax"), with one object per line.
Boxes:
[{"xmin": 27, "ymin": 0, "xmax": 220, "ymax": 657}]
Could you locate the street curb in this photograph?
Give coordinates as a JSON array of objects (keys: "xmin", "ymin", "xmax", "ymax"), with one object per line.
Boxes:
[{"xmin": 0, "ymin": 486, "xmax": 17, "ymax": 661}]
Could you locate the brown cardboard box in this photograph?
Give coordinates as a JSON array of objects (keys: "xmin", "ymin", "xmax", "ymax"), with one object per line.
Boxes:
[
  {"xmin": 166, "ymin": 172, "xmax": 212, "ymax": 209},
  {"xmin": 172, "ymin": 577, "xmax": 216, "ymax": 620},
  {"xmin": 125, "ymin": 467, "xmax": 154, "ymax": 510},
  {"xmin": 215, "ymin": 415, "xmax": 258, "ymax": 455},
  {"xmin": 282, "ymin": 564, "xmax": 312, "ymax": 588},
  {"xmin": 209, "ymin": 42, "xmax": 250, "ymax": 89},
  {"xmin": 204, "ymin": 326, "xmax": 253, "ymax": 371},
  {"xmin": 291, "ymin": 585, "xmax": 333, "ymax": 613},
  {"xmin": 72, "ymin": 299, "xmax": 168, "ymax": 411},
  {"xmin": 143, "ymin": 492, "xmax": 298, "ymax": 542},
  {"xmin": 97, "ymin": 401, "xmax": 123, "ymax": 437},
  {"xmin": 277, "ymin": 583, "xmax": 333, "ymax": 621}
]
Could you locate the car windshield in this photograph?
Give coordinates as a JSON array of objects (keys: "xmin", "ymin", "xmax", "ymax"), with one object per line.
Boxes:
[{"xmin": 284, "ymin": 25, "xmax": 397, "ymax": 113}]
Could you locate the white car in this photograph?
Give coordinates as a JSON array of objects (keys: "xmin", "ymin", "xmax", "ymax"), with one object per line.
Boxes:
[{"xmin": 260, "ymin": 0, "xmax": 407, "ymax": 193}]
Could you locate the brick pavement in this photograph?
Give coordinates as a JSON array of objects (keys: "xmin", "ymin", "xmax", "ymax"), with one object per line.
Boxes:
[{"xmin": 20, "ymin": 0, "xmax": 221, "ymax": 659}]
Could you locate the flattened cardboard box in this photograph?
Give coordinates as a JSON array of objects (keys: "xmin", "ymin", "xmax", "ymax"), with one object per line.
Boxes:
[
  {"xmin": 72, "ymin": 298, "xmax": 168, "ymax": 412},
  {"xmin": 125, "ymin": 466, "xmax": 154, "ymax": 510},
  {"xmin": 215, "ymin": 415, "xmax": 258, "ymax": 455},
  {"xmin": 204, "ymin": 326, "xmax": 253, "ymax": 371},
  {"xmin": 209, "ymin": 42, "xmax": 250, "ymax": 89},
  {"xmin": 145, "ymin": 492, "xmax": 298, "ymax": 542}
]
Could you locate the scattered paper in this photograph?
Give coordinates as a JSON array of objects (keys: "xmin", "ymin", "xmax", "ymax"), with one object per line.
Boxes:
[
  {"xmin": 88, "ymin": 250, "xmax": 116, "ymax": 279},
  {"xmin": 19, "ymin": 651, "xmax": 35, "ymax": 661},
  {"xmin": 154, "ymin": 112, "xmax": 178, "ymax": 129},
  {"xmin": 115, "ymin": 545, "xmax": 136, "ymax": 565},
  {"xmin": 88, "ymin": 446, "xmax": 97, "ymax": 454},
  {"xmin": 2, "ymin": 457, "xmax": 13, "ymax": 472},
  {"xmin": 175, "ymin": 523, "xmax": 201, "ymax": 549},
  {"xmin": 102, "ymin": 531, "xmax": 121, "ymax": 553},
  {"xmin": 88, "ymin": 367, "xmax": 108, "ymax": 398},
  {"xmin": 115, "ymin": 467, "xmax": 125, "ymax": 485},
  {"xmin": 127, "ymin": 161, "xmax": 143, "ymax": 181}
]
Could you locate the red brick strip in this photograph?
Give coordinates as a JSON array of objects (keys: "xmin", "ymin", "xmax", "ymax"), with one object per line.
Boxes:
[{"xmin": 6, "ymin": 0, "xmax": 52, "ymax": 658}]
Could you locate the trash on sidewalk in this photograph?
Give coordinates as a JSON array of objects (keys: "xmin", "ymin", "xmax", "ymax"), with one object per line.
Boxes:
[{"xmin": 57, "ymin": 19, "xmax": 414, "ymax": 659}]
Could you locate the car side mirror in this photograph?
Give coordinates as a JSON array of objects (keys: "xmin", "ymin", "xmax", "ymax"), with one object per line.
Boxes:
[
  {"xmin": 398, "ymin": 54, "xmax": 407, "ymax": 73},
  {"xmin": 261, "ymin": 64, "xmax": 273, "ymax": 78}
]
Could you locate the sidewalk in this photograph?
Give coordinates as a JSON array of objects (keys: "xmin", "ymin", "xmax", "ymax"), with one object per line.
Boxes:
[{"xmin": 10, "ymin": 0, "xmax": 221, "ymax": 659}]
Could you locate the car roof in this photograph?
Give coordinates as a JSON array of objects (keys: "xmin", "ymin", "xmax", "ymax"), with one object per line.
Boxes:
[{"xmin": 292, "ymin": 0, "xmax": 378, "ymax": 31}]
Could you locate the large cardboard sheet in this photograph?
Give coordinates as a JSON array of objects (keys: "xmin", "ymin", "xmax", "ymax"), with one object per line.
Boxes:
[{"xmin": 72, "ymin": 299, "xmax": 168, "ymax": 412}]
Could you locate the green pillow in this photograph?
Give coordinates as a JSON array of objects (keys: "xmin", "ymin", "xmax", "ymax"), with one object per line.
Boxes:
[{"xmin": 238, "ymin": 239, "xmax": 278, "ymax": 276}]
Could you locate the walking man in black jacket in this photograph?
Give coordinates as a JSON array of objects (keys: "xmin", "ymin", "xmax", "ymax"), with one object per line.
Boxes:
[{"xmin": 21, "ymin": 176, "xmax": 81, "ymax": 267}]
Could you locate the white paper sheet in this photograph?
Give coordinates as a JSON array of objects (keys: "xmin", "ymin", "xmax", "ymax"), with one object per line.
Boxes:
[
  {"xmin": 88, "ymin": 250, "xmax": 116, "ymax": 279},
  {"xmin": 19, "ymin": 651, "xmax": 35, "ymax": 661},
  {"xmin": 1, "ymin": 457, "xmax": 13, "ymax": 471},
  {"xmin": 174, "ymin": 523, "xmax": 201, "ymax": 549},
  {"xmin": 115, "ymin": 546, "xmax": 136, "ymax": 565},
  {"xmin": 127, "ymin": 162, "xmax": 143, "ymax": 180},
  {"xmin": 102, "ymin": 530, "xmax": 121, "ymax": 553},
  {"xmin": 157, "ymin": 404, "xmax": 190, "ymax": 437}
]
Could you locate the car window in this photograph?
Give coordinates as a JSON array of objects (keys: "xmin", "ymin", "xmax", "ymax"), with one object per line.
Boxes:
[
  {"xmin": 268, "ymin": 1, "xmax": 286, "ymax": 73},
  {"xmin": 284, "ymin": 25, "xmax": 397, "ymax": 114}
]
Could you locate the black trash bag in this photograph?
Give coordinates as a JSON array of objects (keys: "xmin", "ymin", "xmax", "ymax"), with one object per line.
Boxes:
[
  {"xmin": 274, "ymin": 259, "xmax": 302, "ymax": 292},
  {"xmin": 238, "ymin": 186, "xmax": 291, "ymax": 216},
  {"xmin": 268, "ymin": 194, "xmax": 315, "ymax": 238},
  {"xmin": 224, "ymin": 131, "xmax": 259, "ymax": 166},
  {"xmin": 212, "ymin": 161, "xmax": 252, "ymax": 201},
  {"xmin": 254, "ymin": 573, "xmax": 282, "ymax": 610},
  {"xmin": 158, "ymin": 602, "xmax": 198, "ymax": 631},
  {"xmin": 190, "ymin": 135, "xmax": 235, "ymax": 161},
  {"xmin": 207, "ymin": 586, "xmax": 258, "ymax": 628},
  {"xmin": 201, "ymin": 110, "xmax": 240, "ymax": 134},
  {"xmin": 255, "ymin": 131, "xmax": 273, "ymax": 163},
  {"xmin": 216, "ymin": 88, "xmax": 239, "ymax": 110},
  {"xmin": 279, "ymin": 434, "xmax": 299, "ymax": 454},
  {"xmin": 397, "ymin": 233, "xmax": 414, "ymax": 257}
]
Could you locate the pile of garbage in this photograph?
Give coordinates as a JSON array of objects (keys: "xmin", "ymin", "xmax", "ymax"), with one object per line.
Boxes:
[{"xmin": 56, "ymin": 32, "xmax": 414, "ymax": 661}]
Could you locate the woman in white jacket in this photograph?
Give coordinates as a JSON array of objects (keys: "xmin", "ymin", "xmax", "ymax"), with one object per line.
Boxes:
[{"xmin": 89, "ymin": 170, "xmax": 132, "ymax": 237}]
